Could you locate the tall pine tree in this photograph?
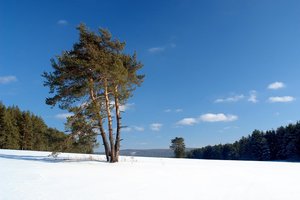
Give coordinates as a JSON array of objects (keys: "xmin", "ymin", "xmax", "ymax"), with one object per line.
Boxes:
[{"xmin": 43, "ymin": 24, "xmax": 144, "ymax": 162}]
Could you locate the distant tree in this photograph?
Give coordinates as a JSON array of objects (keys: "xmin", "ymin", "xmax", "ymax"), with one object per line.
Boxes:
[
  {"xmin": 19, "ymin": 112, "xmax": 33, "ymax": 150},
  {"xmin": 265, "ymin": 130, "xmax": 278, "ymax": 160},
  {"xmin": 250, "ymin": 130, "xmax": 265, "ymax": 160},
  {"xmin": 0, "ymin": 103, "xmax": 6, "ymax": 148},
  {"xmin": 31, "ymin": 116, "xmax": 47, "ymax": 150},
  {"xmin": 170, "ymin": 137, "xmax": 186, "ymax": 158},
  {"xmin": 3, "ymin": 110, "xmax": 19, "ymax": 149},
  {"xmin": 276, "ymin": 126, "xmax": 288, "ymax": 159}
]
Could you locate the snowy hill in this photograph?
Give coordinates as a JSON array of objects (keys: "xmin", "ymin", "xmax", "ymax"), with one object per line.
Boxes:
[{"xmin": 1, "ymin": 149, "xmax": 300, "ymax": 200}]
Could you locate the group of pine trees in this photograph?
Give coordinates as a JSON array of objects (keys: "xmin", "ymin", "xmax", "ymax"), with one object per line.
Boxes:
[
  {"xmin": 0, "ymin": 102, "xmax": 96, "ymax": 153},
  {"xmin": 187, "ymin": 122, "xmax": 300, "ymax": 161}
]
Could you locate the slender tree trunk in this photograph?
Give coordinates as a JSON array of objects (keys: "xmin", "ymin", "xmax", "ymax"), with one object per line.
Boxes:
[
  {"xmin": 104, "ymin": 80, "xmax": 116, "ymax": 162},
  {"xmin": 89, "ymin": 78, "xmax": 110, "ymax": 162},
  {"xmin": 97, "ymin": 114, "xmax": 110, "ymax": 162},
  {"xmin": 114, "ymin": 86, "xmax": 121, "ymax": 162}
]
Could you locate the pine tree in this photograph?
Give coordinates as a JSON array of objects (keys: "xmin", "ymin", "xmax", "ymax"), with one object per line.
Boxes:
[
  {"xmin": 43, "ymin": 24, "xmax": 144, "ymax": 162},
  {"xmin": 31, "ymin": 116, "xmax": 47, "ymax": 150},
  {"xmin": 19, "ymin": 112, "xmax": 33, "ymax": 150},
  {"xmin": 3, "ymin": 110, "xmax": 19, "ymax": 149},
  {"xmin": 170, "ymin": 137, "xmax": 186, "ymax": 158},
  {"xmin": 0, "ymin": 103, "xmax": 6, "ymax": 148}
]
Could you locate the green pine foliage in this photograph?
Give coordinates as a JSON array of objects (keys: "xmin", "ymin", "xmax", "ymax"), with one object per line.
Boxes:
[
  {"xmin": 170, "ymin": 137, "xmax": 186, "ymax": 158},
  {"xmin": 187, "ymin": 122, "xmax": 300, "ymax": 161},
  {"xmin": 0, "ymin": 102, "xmax": 94, "ymax": 153}
]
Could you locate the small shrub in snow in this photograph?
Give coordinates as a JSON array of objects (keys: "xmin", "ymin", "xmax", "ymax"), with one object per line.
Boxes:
[{"xmin": 48, "ymin": 152, "xmax": 60, "ymax": 159}]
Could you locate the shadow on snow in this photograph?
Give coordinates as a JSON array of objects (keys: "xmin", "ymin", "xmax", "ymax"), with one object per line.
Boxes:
[{"xmin": 0, "ymin": 153, "xmax": 107, "ymax": 163}]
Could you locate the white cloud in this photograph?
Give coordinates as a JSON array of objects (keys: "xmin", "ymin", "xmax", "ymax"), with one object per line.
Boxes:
[
  {"xmin": 223, "ymin": 126, "xmax": 239, "ymax": 130},
  {"xmin": 176, "ymin": 113, "xmax": 238, "ymax": 126},
  {"xmin": 122, "ymin": 127, "xmax": 132, "ymax": 132},
  {"xmin": 148, "ymin": 47, "xmax": 165, "ymax": 53},
  {"xmin": 268, "ymin": 96, "xmax": 295, "ymax": 103},
  {"xmin": 0, "ymin": 76, "xmax": 17, "ymax": 84},
  {"xmin": 132, "ymin": 126, "xmax": 145, "ymax": 132},
  {"xmin": 55, "ymin": 113, "xmax": 73, "ymax": 120},
  {"xmin": 122, "ymin": 125, "xmax": 144, "ymax": 132},
  {"xmin": 199, "ymin": 113, "xmax": 238, "ymax": 122},
  {"xmin": 175, "ymin": 108, "xmax": 183, "ymax": 113},
  {"xmin": 119, "ymin": 103, "xmax": 134, "ymax": 112},
  {"xmin": 57, "ymin": 20, "xmax": 68, "ymax": 25},
  {"xmin": 176, "ymin": 118, "xmax": 198, "ymax": 126},
  {"xmin": 215, "ymin": 94, "xmax": 244, "ymax": 103},
  {"xmin": 268, "ymin": 81, "xmax": 285, "ymax": 90},
  {"xmin": 248, "ymin": 90, "xmax": 258, "ymax": 103},
  {"xmin": 150, "ymin": 123, "xmax": 163, "ymax": 131},
  {"xmin": 164, "ymin": 108, "xmax": 183, "ymax": 113},
  {"xmin": 139, "ymin": 142, "xmax": 147, "ymax": 146}
]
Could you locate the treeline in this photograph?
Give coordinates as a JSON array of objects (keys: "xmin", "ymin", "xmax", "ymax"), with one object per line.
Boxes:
[
  {"xmin": 187, "ymin": 122, "xmax": 300, "ymax": 161},
  {"xmin": 0, "ymin": 102, "xmax": 97, "ymax": 153}
]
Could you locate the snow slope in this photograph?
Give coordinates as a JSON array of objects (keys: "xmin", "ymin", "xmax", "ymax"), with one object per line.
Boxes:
[{"xmin": 1, "ymin": 149, "xmax": 300, "ymax": 200}]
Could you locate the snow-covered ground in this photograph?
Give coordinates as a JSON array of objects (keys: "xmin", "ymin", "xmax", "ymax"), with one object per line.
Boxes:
[{"xmin": 1, "ymin": 149, "xmax": 300, "ymax": 200}]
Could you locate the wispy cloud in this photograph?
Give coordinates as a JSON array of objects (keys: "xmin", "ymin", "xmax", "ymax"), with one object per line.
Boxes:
[
  {"xmin": 119, "ymin": 103, "xmax": 134, "ymax": 112},
  {"xmin": 268, "ymin": 81, "xmax": 285, "ymax": 90},
  {"xmin": 223, "ymin": 126, "xmax": 239, "ymax": 130},
  {"xmin": 122, "ymin": 125, "xmax": 144, "ymax": 132},
  {"xmin": 214, "ymin": 94, "xmax": 244, "ymax": 103},
  {"xmin": 132, "ymin": 126, "xmax": 145, "ymax": 132},
  {"xmin": 199, "ymin": 113, "xmax": 238, "ymax": 122},
  {"xmin": 122, "ymin": 127, "xmax": 132, "ymax": 132},
  {"xmin": 148, "ymin": 47, "xmax": 165, "ymax": 53},
  {"xmin": 176, "ymin": 118, "xmax": 198, "ymax": 126},
  {"xmin": 150, "ymin": 123, "xmax": 163, "ymax": 131},
  {"xmin": 268, "ymin": 96, "xmax": 295, "ymax": 103},
  {"xmin": 248, "ymin": 90, "xmax": 258, "ymax": 103},
  {"xmin": 219, "ymin": 126, "xmax": 239, "ymax": 133},
  {"xmin": 55, "ymin": 113, "xmax": 73, "ymax": 120},
  {"xmin": 57, "ymin": 19, "xmax": 68, "ymax": 25},
  {"xmin": 164, "ymin": 108, "xmax": 183, "ymax": 113},
  {"xmin": 0, "ymin": 76, "xmax": 17, "ymax": 84},
  {"xmin": 170, "ymin": 43, "xmax": 176, "ymax": 48}
]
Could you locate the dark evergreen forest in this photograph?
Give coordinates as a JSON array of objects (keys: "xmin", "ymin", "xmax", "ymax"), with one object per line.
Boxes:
[
  {"xmin": 0, "ymin": 102, "xmax": 96, "ymax": 154},
  {"xmin": 187, "ymin": 122, "xmax": 300, "ymax": 161}
]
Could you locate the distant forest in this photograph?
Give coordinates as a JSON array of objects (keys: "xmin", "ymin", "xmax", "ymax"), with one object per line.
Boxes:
[
  {"xmin": 187, "ymin": 122, "xmax": 300, "ymax": 161},
  {"xmin": 0, "ymin": 103, "xmax": 96, "ymax": 154}
]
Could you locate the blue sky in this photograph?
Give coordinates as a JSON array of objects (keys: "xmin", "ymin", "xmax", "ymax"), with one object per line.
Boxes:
[{"xmin": 1, "ymin": 0, "xmax": 300, "ymax": 150}]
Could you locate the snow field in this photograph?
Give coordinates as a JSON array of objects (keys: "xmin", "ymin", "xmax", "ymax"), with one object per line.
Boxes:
[{"xmin": 1, "ymin": 149, "xmax": 300, "ymax": 200}]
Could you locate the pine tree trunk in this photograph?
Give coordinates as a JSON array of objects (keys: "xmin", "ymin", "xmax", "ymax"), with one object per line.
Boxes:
[
  {"xmin": 114, "ymin": 86, "xmax": 121, "ymax": 162},
  {"xmin": 97, "ymin": 116, "xmax": 111, "ymax": 162},
  {"xmin": 89, "ymin": 78, "xmax": 110, "ymax": 162},
  {"xmin": 104, "ymin": 80, "xmax": 116, "ymax": 162}
]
